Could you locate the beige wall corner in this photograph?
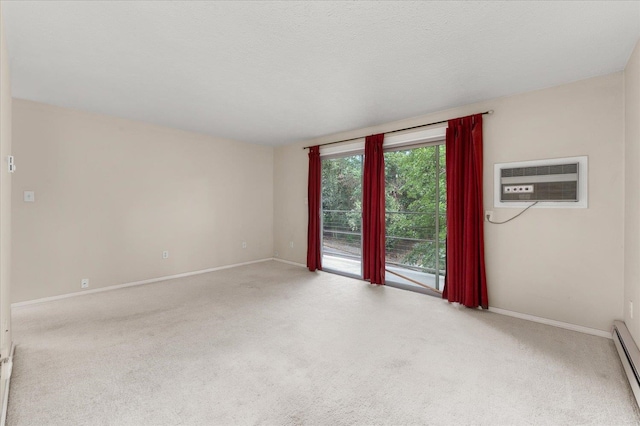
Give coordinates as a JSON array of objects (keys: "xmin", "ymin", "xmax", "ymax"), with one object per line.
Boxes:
[
  {"xmin": 0, "ymin": 3, "xmax": 13, "ymax": 360},
  {"xmin": 625, "ymin": 39, "xmax": 640, "ymax": 342},
  {"xmin": 274, "ymin": 141, "xmax": 308, "ymax": 265},
  {"xmin": 0, "ymin": 4, "xmax": 14, "ymax": 418},
  {"xmin": 274, "ymin": 72, "xmax": 626, "ymax": 332},
  {"xmin": 11, "ymin": 100, "xmax": 274, "ymax": 302}
]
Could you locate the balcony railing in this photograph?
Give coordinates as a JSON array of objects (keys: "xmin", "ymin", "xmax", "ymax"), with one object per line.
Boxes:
[
  {"xmin": 322, "ymin": 209, "xmax": 362, "ymax": 260},
  {"xmin": 322, "ymin": 209, "xmax": 446, "ymax": 277}
]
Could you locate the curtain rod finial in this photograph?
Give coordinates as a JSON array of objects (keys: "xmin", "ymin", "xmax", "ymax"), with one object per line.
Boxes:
[{"xmin": 487, "ymin": 110, "xmax": 494, "ymax": 115}]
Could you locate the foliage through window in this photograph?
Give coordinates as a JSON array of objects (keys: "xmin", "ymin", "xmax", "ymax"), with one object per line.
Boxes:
[
  {"xmin": 322, "ymin": 155, "xmax": 363, "ymax": 262},
  {"xmin": 384, "ymin": 144, "xmax": 446, "ymax": 288}
]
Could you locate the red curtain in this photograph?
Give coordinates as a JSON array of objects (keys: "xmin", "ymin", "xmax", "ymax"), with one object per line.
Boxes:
[
  {"xmin": 307, "ymin": 146, "xmax": 322, "ymax": 271},
  {"xmin": 362, "ymin": 134, "xmax": 386, "ymax": 285},
  {"xmin": 443, "ymin": 114, "xmax": 488, "ymax": 308}
]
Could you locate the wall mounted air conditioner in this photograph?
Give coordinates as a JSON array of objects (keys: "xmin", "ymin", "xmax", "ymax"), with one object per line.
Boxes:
[{"xmin": 494, "ymin": 156, "xmax": 588, "ymax": 208}]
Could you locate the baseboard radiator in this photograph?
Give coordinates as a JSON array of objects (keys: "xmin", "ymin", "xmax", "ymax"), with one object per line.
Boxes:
[
  {"xmin": 612, "ymin": 321, "xmax": 640, "ymax": 406},
  {"xmin": 0, "ymin": 343, "xmax": 14, "ymax": 426}
]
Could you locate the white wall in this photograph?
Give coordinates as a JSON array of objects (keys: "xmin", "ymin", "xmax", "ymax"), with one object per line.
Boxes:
[
  {"xmin": 11, "ymin": 100, "xmax": 274, "ymax": 302},
  {"xmin": 0, "ymin": 3, "xmax": 12, "ymax": 359},
  {"xmin": 625, "ymin": 40, "xmax": 640, "ymax": 342},
  {"xmin": 274, "ymin": 72, "xmax": 625, "ymax": 333}
]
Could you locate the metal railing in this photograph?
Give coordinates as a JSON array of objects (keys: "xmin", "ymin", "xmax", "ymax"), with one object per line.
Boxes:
[
  {"xmin": 322, "ymin": 209, "xmax": 362, "ymax": 259},
  {"xmin": 321, "ymin": 209, "xmax": 446, "ymax": 277}
]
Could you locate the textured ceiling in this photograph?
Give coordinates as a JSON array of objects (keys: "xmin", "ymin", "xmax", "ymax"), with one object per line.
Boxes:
[{"xmin": 2, "ymin": 1, "xmax": 639, "ymax": 146}]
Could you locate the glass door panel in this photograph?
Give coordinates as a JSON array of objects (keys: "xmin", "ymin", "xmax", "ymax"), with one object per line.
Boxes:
[
  {"xmin": 384, "ymin": 144, "xmax": 446, "ymax": 291},
  {"xmin": 321, "ymin": 154, "xmax": 363, "ymax": 278}
]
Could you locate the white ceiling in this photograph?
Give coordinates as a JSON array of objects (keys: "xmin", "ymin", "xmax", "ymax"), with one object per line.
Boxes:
[{"xmin": 2, "ymin": 1, "xmax": 639, "ymax": 146}]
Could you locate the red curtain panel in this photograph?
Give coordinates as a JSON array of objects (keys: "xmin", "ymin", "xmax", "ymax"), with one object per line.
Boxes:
[
  {"xmin": 443, "ymin": 114, "xmax": 488, "ymax": 308},
  {"xmin": 307, "ymin": 146, "xmax": 322, "ymax": 271},
  {"xmin": 362, "ymin": 134, "xmax": 386, "ymax": 285}
]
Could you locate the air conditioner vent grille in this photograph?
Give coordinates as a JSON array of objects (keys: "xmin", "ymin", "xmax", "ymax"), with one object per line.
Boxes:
[
  {"xmin": 501, "ymin": 182, "xmax": 578, "ymax": 201},
  {"xmin": 501, "ymin": 163, "xmax": 578, "ymax": 178}
]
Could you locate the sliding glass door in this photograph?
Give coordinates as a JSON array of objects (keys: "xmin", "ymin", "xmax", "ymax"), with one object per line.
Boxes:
[
  {"xmin": 320, "ymin": 142, "xmax": 446, "ymax": 293},
  {"xmin": 321, "ymin": 154, "xmax": 363, "ymax": 278},
  {"xmin": 384, "ymin": 143, "xmax": 446, "ymax": 291}
]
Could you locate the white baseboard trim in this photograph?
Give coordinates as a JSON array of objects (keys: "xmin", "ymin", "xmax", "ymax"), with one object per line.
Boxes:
[
  {"xmin": 488, "ymin": 307, "xmax": 611, "ymax": 339},
  {"xmin": 11, "ymin": 258, "xmax": 273, "ymax": 308},
  {"xmin": 12, "ymin": 258, "xmax": 609, "ymax": 341},
  {"xmin": 270, "ymin": 259, "xmax": 612, "ymax": 339},
  {"xmin": 1, "ymin": 343, "xmax": 15, "ymax": 426},
  {"xmin": 272, "ymin": 258, "xmax": 306, "ymax": 268}
]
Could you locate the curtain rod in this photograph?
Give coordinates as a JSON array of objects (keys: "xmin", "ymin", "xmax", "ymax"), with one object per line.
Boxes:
[{"xmin": 302, "ymin": 110, "xmax": 493, "ymax": 150}]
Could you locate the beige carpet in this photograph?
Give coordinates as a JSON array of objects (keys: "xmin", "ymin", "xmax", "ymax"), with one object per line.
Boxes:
[{"xmin": 7, "ymin": 261, "xmax": 640, "ymax": 425}]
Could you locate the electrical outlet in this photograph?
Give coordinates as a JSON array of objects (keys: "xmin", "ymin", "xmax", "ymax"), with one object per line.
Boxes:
[
  {"xmin": 81, "ymin": 279, "xmax": 89, "ymax": 289},
  {"xmin": 162, "ymin": 250, "xmax": 169, "ymax": 259},
  {"xmin": 485, "ymin": 211, "xmax": 493, "ymax": 222},
  {"xmin": 274, "ymin": 251, "xmax": 279, "ymax": 257},
  {"xmin": 289, "ymin": 241, "xmax": 294, "ymax": 248},
  {"xmin": 242, "ymin": 242, "xmax": 247, "ymax": 249}
]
